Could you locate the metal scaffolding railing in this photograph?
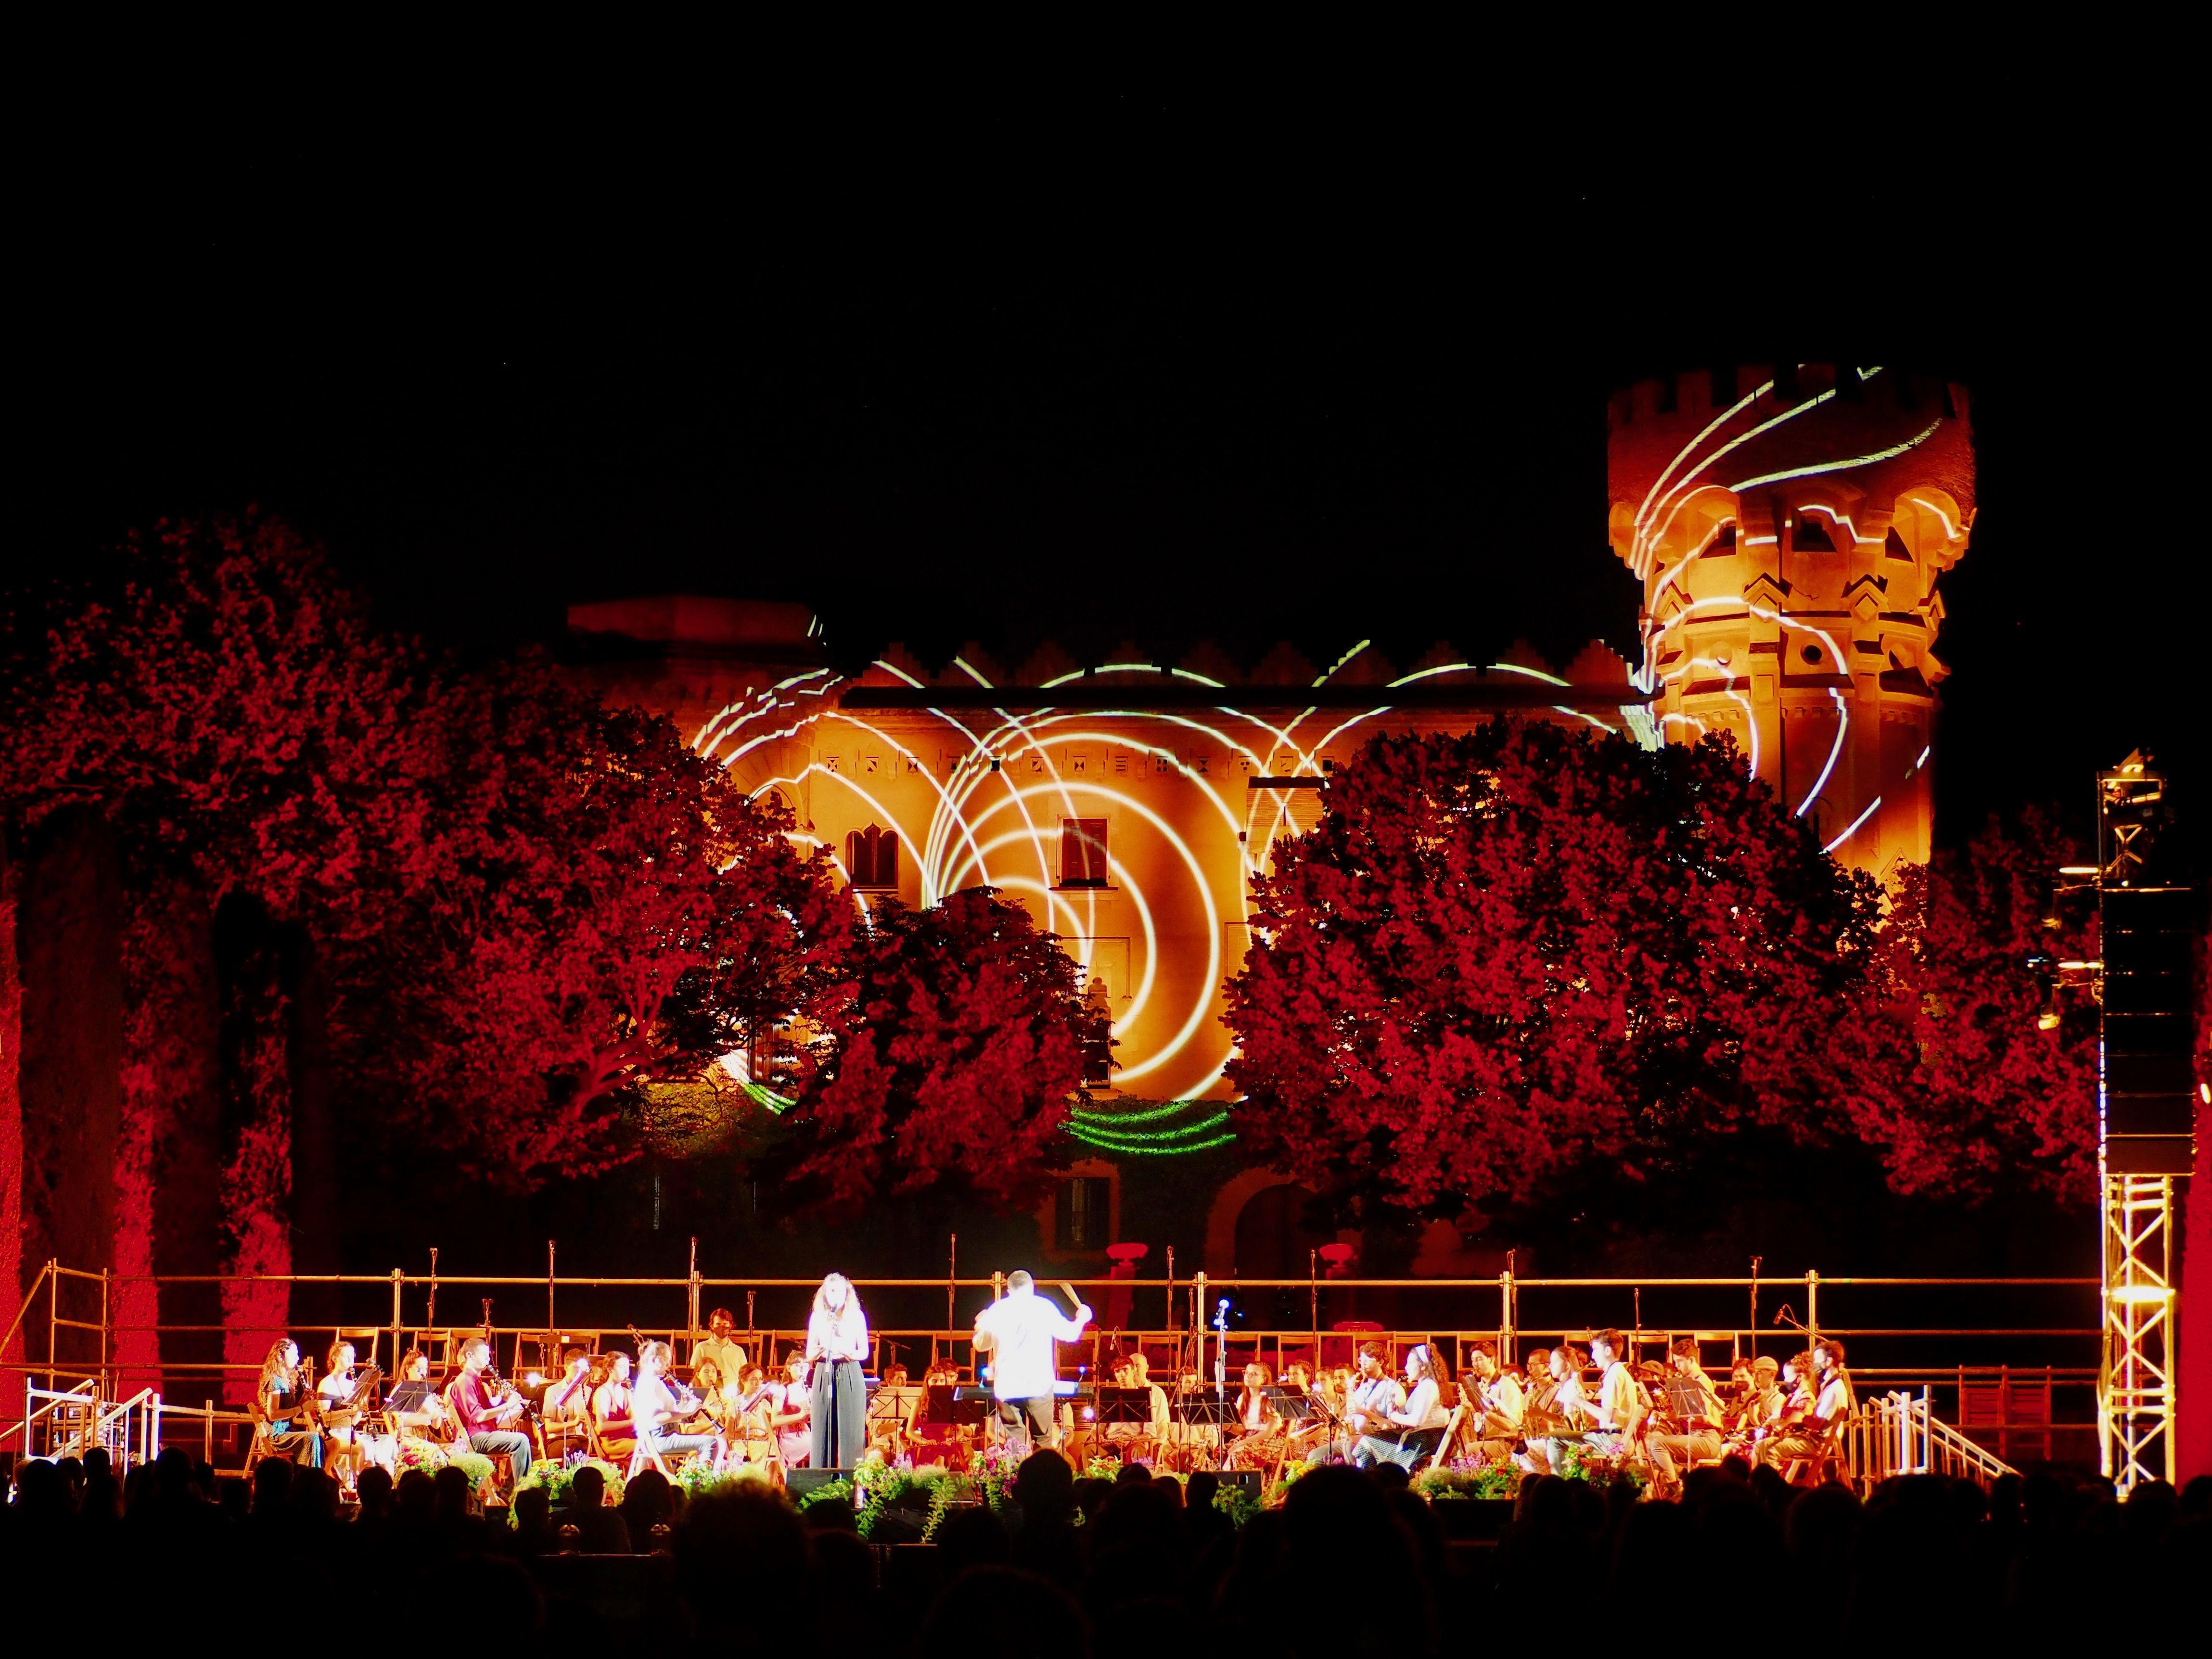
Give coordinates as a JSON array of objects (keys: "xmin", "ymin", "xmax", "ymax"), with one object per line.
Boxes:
[{"xmin": 2, "ymin": 1253, "xmax": 2103, "ymax": 1463}]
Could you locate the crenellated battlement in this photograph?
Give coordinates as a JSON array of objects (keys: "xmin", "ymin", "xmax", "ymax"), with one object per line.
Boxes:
[{"xmin": 1608, "ymin": 365, "xmax": 1979, "ymax": 871}]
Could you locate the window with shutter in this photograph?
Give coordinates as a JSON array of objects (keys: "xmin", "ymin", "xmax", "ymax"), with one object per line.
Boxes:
[
  {"xmin": 846, "ymin": 825, "xmax": 900, "ymax": 889},
  {"xmin": 1060, "ymin": 818, "xmax": 1109, "ymax": 888}
]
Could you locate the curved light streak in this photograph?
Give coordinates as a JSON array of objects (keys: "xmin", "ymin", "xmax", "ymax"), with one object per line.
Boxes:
[
  {"xmin": 1902, "ymin": 494, "xmax": 1963, "ymax": 542},
  {"xmin": 940, "ymin": 782, "xmax": 1222, "ymax": 1083},
  {"xmin": 1641, "ymin": 388, "xmax": 1841, "ymax": 571},
  {"xmin": 871, "ymin": 659, "xmax": 927, "ymax": 688},
  {"xmin": 1726, "ymin": 418, "xmax": 1943, "ymax": 494},
  {"xmin": 1823, "ymin": 794, "xmax": 1881, "ymax": 855}
]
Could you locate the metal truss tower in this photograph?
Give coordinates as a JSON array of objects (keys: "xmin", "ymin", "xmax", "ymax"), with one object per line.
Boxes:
[{"xmin": 2093, "ymin": 754, "xmax": 2196, "ymax": 1492}]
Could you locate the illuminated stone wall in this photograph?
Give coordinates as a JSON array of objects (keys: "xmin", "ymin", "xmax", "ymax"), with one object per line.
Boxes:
[{"xmin": 1608, "ymin": 364, "xmax": 1976, "ymax": 874}]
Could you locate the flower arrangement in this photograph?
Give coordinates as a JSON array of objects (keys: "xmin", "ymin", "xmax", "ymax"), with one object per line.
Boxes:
[
  {"xmin": 1556, "ymin": 1444, "xmax": 1648, "ymax": 1496},
  {"xmin": 674, "ymin": 1460, "xmax": 773, "ymax": 1499},
  {"xmin": 515, "ymin": 1455, "xmax": 627, "ymax": 1509},
  {"xmin": 1213, "ymin": 1479, "xmax": 1261, "ymax": 1529},
  {"xmin": 1411, "ymin": 1459, "xmax": 1517, "ymax": 1501},
  {"xmin": 396, "ymin": 1436, "xmax": 496, "ymax": 1495}
]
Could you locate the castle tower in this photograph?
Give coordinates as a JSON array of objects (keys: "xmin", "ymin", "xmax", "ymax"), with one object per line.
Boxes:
[{"xmin": 1607, "ymin": 365, "xmax": 1976, "ymax": 872}]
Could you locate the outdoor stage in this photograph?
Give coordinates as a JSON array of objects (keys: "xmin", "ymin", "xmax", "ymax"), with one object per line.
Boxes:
[{"xmin": 5, "ymin": 1254, "xmax": 2096, "ymax": 1487}]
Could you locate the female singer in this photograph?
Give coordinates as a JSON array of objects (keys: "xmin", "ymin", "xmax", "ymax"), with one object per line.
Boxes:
[
  {"xmin": 256, "ymin": 1339, "xmax": 324, "ymax": 1468},
  {"xmin": 1223, "ymin": 1362, "xmax": 1287, "ymax": 1471},
  {"xmin": 804, "ymin": 1272, "xmax": 869, "ymax": 1470}
]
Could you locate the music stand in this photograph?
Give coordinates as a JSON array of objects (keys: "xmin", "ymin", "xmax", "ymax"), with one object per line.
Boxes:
[
  {"xmin": 385, "ymin": 1381, "xmax": 435, "ymax": 1414},
  {"xmin": 1092, "ymin": 1386, "xmax": 1155, "ymax": 1426},
  {"xmin": 936, "ymin": 1385, "xmax": 991, "ymax": 1426},
  {"xmin": 1264, "ymin": 1387, "xmax": 1317, "ymax": 1424}
]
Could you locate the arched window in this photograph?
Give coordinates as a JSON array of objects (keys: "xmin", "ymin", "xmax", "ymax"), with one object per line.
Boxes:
[{"xmin": 846, "ymin": 825, "xmax": 899, "ymax": 890}]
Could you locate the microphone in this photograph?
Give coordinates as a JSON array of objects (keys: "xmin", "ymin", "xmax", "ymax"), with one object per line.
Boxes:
[{"xmin": 1217, "ymin": 1299, "xmax": 1230, "ymax": 1314}]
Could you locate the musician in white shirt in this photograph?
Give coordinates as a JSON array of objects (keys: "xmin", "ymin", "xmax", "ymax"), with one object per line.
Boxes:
[
  {"xmin": 1308, "ymin": 1343, "xmax": 1404, "ymax": 1466},
  {"xmin": 1649, "ymin": 1337, "xmax": 1725, "ymax": 1472},
  {"xmin": 633, "ymin": 1340, "xmax": 728, "ymax": 1472},
  {"xmin": 971, "ymin": 1270, "xmax": 1091, "ymax": 1452},
  {"xmin": 1466, "ymin": 1340, "xmax": 1524, "ymax": 1460},
  {"xmin": 1758, "ymin": 1337, "xmax": 1854, "ymax": 1469},
  {"xmin": 1354, "ymin": 1343, "xmax": 1450, "ymax": 1469}
]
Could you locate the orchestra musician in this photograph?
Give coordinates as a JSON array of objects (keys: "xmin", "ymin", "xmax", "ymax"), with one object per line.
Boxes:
[
  {"xmin": 1465, "ymin": 1340, "xmax": 1524, "ymax": 1461},
  {"xmin": 1757, "ymin": 1338, "xmax": 1854, "ymax": 1471},
  {"xmin": 315, "ymin": 1340, "xmax": 391, "ymax": 1486},
  {"xmin": 690, "ymin": 1307, "xmax": 749, "ymax": 1383},
  {"xmin": 448, "ymin": 1335, "xmax": 535, "ymax": 1500},
  {"xmin": 772, "ymin": 1354, "xmax": 813, "ymax": 1470},
  {"xmin": 1729, "ymin": 1355, "xmax": 1783, "ymax": 1444},
  {"xmin": 1532, "ymin": 1344, "xmax": 1588, "ymax": 1475},
  {"xmin": 1308, "ymin": 1342, "xmax": 1404, "ymax": 1467},
  {"xmin": 1223, "ymin": 1363, "xmax": 1287, "ymax": 1470},
  {"xmin": 256, "ymin": 1339, "xmax": 324, "ymax": 1468},
  {"xmin": 633, "ymin": 1339, "xmax": 728, "ymax": 1472},
  {"xmin": 1278, "ymin": 1361, "xmax": 1325, "ymax": 1460},
  {"xmin": 1354, "ymin": 1342, "xmax": 1450, "ymax": 1470},
  {"xmin": 591, "ymin": 1352, "xmax": 637, "ymax": 1461},
  {"xmin": 540, "ymin": 1348, "xmax": 595, "ymax": 1457},
  {"xmin": 971, "ymin": 1270, "xmax": 1091, "ymax": 1456},
  {"xmin": 805, "ymin": 1273, "xmax": 870, "ymax": 1470},
  {"xmin": 1563, "ymin": 1328, "xmax": 1671, "ymax": 1482},
  {"xmin": 390, "ymin": 1348, "xmax": 453, "ymax": 1457},
  {"xmin": 1648, "ymin": 1337, "xmax": 1726, "ymax": 1472},
  {"xmin": 1100, "ymin": 1352, "xmax": 1171, "ymax": 1463},
  {"xmin": 727, "ymin": 1363, "xmax": 781, "ymax": 1467},
  {"xmin": 688, "ymin": 1357, "xmax": 738, "ymax": 1433}
]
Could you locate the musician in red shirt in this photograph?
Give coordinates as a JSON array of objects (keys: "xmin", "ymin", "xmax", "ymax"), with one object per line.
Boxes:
[{"xmin": 447, "ymin": 1337, "xmax": 535, "ymax": 1500}]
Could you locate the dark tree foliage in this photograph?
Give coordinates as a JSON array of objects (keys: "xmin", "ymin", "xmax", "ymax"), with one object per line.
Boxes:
[
  {"xmin": 1225, "ymin": 721, "xmax": 1884, "ymax": 1212},
  {"xmin": 1828, "ymin": 812, "xmax": 2099, "ymax": 1202},
  {"xmin": 770, "ymin": 887, "xmax": 1108, "ymax": 1216}
]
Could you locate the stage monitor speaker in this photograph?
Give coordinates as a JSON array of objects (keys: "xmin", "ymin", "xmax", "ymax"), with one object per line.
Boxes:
[
  {"xmin": 1208, "ymin": 1469, "xmax": 1263, "ymax": 1504},
  {"xmin": 787, "ymin": 1468, "xmax": 856, "ymax": 1501}
]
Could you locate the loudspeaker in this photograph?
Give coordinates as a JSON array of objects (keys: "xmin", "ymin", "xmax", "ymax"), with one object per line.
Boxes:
[
  {"xmin": 787, "ymin": 1468, "xmax": 856, "ymax": 1501},
  {"xmin": 1207, "ymin": 1469, "xmax": 1263, "ymax": 1504}
]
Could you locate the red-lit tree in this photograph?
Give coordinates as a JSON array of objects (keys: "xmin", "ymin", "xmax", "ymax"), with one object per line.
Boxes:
[
  {"xmin": 342, "ymin": 661, "xmax": 854, "ymax": 1183},
  {"xmin": 1827, "ymin": 812, "xmax": 2099, "ymax": 1202},
  {"xmin": 1224, "ymin": 721, "xmax": 1884, "ymax": 1212},
  {"xmin": 771, "ymin": 887, "xmax": 1107, "ymax": 1215}
]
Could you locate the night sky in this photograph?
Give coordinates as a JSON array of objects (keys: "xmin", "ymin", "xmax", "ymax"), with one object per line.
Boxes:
[{"xmin": 15, "ymin": 112, "xmax": 2195, "ymax": 858}]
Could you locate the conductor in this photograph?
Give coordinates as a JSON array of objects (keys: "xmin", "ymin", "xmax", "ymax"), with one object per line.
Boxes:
[{"xmin": 972, "ymin": 1270, "xmax": 1092, "ymax": 1453}]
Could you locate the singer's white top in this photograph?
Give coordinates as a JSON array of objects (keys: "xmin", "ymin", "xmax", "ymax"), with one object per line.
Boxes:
[
  {"xmin": 972, "ymin": 1286, "xmax": 1089, "ymax": 1401},
  {"xmin": 805, "ymin": 1303, "xmax": 869, "ymax": 1366}
]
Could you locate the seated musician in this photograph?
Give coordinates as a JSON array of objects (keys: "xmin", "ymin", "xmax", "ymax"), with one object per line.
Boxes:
[
  {"xmin": 690, "ymin": 1307, "xmax": 748, "ymax": 1384},
  {"xmin": 1354, "ymin": 1343, "xmax": 1449, "ymax": 1469},
  {"xmin": 390, "ymin": 1348, "xmax": 454, "ymax": 1457},
  {"xmin": 1730, "ymin": 1355, "xmax": 1782, "ymax": 1442},
  {"xmin": 315, "ymin": 1340, "xmax": 391, "ymax": 1486},
  {"xmin": 1531, "ymin": 1344, "xmax": 1587, "ymax": 1474},
  {"xmin": 591, "ymin": 1352, "xmax": 637, "ymax": 1460},
  {"xmin": 1563, "ymin": 1329, "xmax": 1670, "ymax": 1480},
  {"xmin": 1096, "ymin": 1352, "xmax": 1170, "ymax": 1462},
  {"xmin": 540, "ymin": 1348, "xmax": 594, "ymax": 1457},
  {"xmin": 726, "ymin": 1363, "xmax": 779, "ymax": 1466},
  {"xmin": 1757, "ymin": 1339, "xmax": 1853, "ymax": 1470},
  {"xmin": 689, "ymin": 1357, "xmax": 737, "ymax": 1430},
  {"xmin": 447, "ymin": 1336, "xmax": 535, "ymax": 1501},
  {"xmin": 1310, "ymin": 1342, "xmax": 1404, "ymax": 1466},
  {"xmin": 1223, "ymin": 1363, "xmax": 1288, "ymax": 1470},
  {"xmin": 1648, "ymin": 1338, "xmax": 1726, "ymax": 1472},
  {"xmin": 772, "ymin": 1354, "xmax": 814, "ymax": 1470},
  {"xmin": 256, "ymin": 1339, "xmax": 324, "ymax": 1468},
  {"xmin": 633, "ymin": 1339, "xmax": 727, "ymax": 1472},
  {"xmin": 1278, "ymin": 1361, "xmax": 1325, "ymax": 1460},
  {"xmin": 1465, "ymin": 1340, "xmax": 1524, "ymax": 1461}
]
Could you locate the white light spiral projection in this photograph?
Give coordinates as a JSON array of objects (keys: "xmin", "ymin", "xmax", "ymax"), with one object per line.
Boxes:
[{"xmin": 692, "ymin": 657, "xmax": 1634, "ymax": 1099}]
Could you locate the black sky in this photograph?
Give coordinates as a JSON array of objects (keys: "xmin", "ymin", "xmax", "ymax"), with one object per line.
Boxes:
[{"xmin": 13, "ymin": 101, "xmax": 2197, "ymax": 856}]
